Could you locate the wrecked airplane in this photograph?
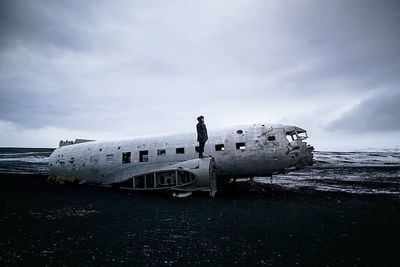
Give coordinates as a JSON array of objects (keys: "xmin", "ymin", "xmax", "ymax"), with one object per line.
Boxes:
[{"xmin": 48, "ymin": 123, "xmax": 314, "ymax": 197}]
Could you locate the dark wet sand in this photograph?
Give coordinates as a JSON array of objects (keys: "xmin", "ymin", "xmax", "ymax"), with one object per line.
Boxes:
[{"xmin": 1, "ymin": 174, "xmax": 399, "ymax": 266}]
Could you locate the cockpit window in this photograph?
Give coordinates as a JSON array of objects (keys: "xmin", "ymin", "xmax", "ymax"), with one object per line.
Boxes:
[
  {"xmin": 286, "ymin": 131, "xmax": 297, "ymax": 142},
  {"xmin": 286, "ymin": 130, "xmax": 308, "ymax": 142},
  {"xmin": 297, "ymin": 132, "xmax": 308, "ymax": 140}
]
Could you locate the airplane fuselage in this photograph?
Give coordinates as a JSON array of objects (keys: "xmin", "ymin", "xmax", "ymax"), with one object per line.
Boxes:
[
  {"xmin": 49, "ymin": 123, "xmax": 313, "ymax": 187},
  {"xmin": 49, "ymin": 124, "xmax": 312, "ymax": 184}
]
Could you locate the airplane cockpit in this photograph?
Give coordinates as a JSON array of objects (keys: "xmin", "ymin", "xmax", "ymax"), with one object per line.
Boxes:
[
  {"xmin": 285, "ymin": 126, "xmax": 308, "ymax": 142},
  {"xmin": 284, "ymin": 125, "xmax": 314, "ymax": 167}
]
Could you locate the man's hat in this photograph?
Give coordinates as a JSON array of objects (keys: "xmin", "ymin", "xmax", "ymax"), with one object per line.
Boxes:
[{"xmin": 197, "ymin": 115, "xmax": 204, "ymax": 121}]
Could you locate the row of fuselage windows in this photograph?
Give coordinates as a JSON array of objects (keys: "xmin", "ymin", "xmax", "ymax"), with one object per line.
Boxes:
[
  {"xmin": 87, "ymin": 136, "xmax": 279, "ymax": 164},
  {"xmin": 115, "ymin": 142, "xmax": 247, "ymax": 164}
]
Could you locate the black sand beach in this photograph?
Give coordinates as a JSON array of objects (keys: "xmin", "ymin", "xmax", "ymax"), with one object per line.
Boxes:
[
  {"xmin": 1, "ymin": 173, "xmax": 399, "ymax": 266},
  {"xmin": 0, "ymin": 148, "xmax": 399, "ymax": 266}
]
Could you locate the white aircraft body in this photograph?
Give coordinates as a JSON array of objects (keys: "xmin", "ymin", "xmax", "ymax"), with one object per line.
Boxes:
[{"xmin": 48, "ymin": 123, "xmax": 314, "ymax": 196}]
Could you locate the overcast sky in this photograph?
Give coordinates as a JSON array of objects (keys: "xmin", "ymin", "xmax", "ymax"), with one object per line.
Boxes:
[{"xmin": 0, "ymin": 0, "xmax": 399, "ymax": 150}]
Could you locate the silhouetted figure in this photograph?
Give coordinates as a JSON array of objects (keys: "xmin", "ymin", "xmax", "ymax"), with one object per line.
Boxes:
[{"xmin": 196, "ymin": 116, "xmax": 208, "ymax": 158}]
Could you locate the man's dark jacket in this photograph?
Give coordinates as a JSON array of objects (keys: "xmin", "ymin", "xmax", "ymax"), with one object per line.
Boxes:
[{"xmin": 196, "ymin": 122, "xmax": 208, "ymax": 142}]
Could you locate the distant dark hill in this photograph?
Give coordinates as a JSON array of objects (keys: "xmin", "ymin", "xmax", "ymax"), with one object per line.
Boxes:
[{"xmin": 0, "ymin": 147, "xmax": 55, "ymax": 153}]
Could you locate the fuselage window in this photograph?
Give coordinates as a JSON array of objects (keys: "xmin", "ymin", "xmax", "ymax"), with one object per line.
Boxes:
[
  {"xmin": 176, "ymin": 147, "xmax": 185, "ymax": 154},
  {"xmin": 268, "ymin": 135, "xmax": 276, "ymax": 141},
  {"xmin": 122, "ymin": 152, "xmax": 131, "ymax": 164},
  {"xmin": 215, "ymin": 144, "xmax": 225, "ymax": 151},
  {"xmin": 157, "ymin": 149, "xmax": 166, "ymax": 156},
  {"xmin": 106, "ymin": 154, "xmax": 114, "ymax": 161},
  {"xmin": 139, "ymin": 150, "xmax": 149, "ymax": 162},
  {"xmin": 236, "ymin": 142, "xmax": 246, "ymax": 150}
]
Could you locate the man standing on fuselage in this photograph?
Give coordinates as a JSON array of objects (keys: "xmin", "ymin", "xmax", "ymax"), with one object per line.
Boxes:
[{"xmin": 196, "ymin": 116, "xmax": 208, "ymax": 158}]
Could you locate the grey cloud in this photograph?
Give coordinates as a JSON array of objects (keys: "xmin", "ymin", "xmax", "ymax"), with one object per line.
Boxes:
[
  {"xmin": 0, "ymin": 83, "xmax": 72, "ymax": 128},
  {"xmin": 222, "ymin": 0, "xmax": 400, "ymax": 93},
  {"xmin": 0, "ymin": 0, "xmax": 100, "ymax": 51},
  {"xmin": 297, "ymin": 0, "xmax": 400, "ymax": 90},
  {"xmin": 1, "ymin": 0, "xmax": 400, "ymax": 147},
  {"xmin": 327, "ymin": 89, "xmax": 400, "ymax": 132}
]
